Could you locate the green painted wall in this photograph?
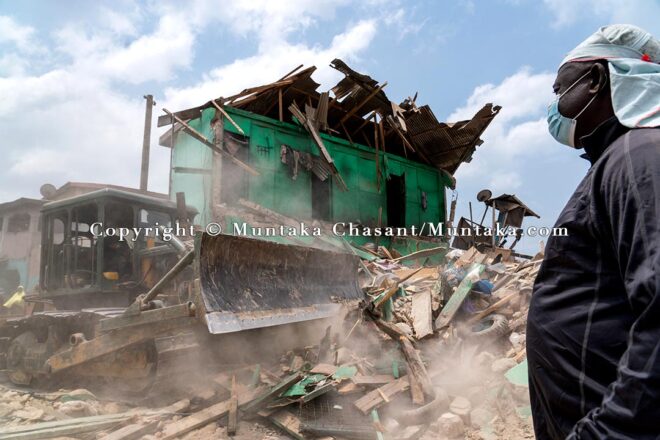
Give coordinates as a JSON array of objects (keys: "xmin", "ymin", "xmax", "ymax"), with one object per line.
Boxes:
[{"xmin": 169, "ymin": 106, "xmax": 452, "ymax": 230}]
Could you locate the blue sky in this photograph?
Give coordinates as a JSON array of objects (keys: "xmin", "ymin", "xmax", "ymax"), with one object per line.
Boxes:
[{"xmin": 1, "ymin": 0, "xmax": 658, "ymax": 253}]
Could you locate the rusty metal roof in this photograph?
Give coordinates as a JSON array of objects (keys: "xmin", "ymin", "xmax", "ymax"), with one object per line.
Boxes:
[{"xmin": 405, "ymin": 103, "xmax": 501, "ymax": 174}]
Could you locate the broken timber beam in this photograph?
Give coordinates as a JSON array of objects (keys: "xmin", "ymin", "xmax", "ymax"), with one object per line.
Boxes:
[
  {"xmin": 160, "ymin": 386, "xmax": 267, "ymax": 440},
  {"xmin": 101, "ymin": 421, "xmax": 160, "ymax": 440},
  {"xmin": 399, "ymin": 336, "xmax": 434, "ymax": 406},
  {"xmin": 0, "ymin": 413, "xmax": 138, "ymax": 440},
  {"xmin": 393, "ymin": 246, "xmax": 445, "ymax": 264},
  {"xmin": 373, "ymin": 267, "xmax": 424, "ymax": 309},
  {"xmin": 265, "ymin": 410, "xmax": 304, "ymax": 440},
  {"xmin": 162, "ymin": 108, "xmax": 259, "ymax": 176},
  {"xmin": 210, "ymin": 100, "xmax": 245, "ymax": 135},
  {"xmin": 354, "ymin": 376, "xmax": 410, "ymax": 414},
  {"xmin": 371, "ymin": 318, "xmax": 414, "ymax": 343},
  {"xmin": 467, "ymin": 291, "xmax": 519, "ymax": 325},
  {"xmin": 227, "ymin": 376, "xmax": 238, "ymax": 436},
  {"xmin": 335, "ymin": 81, "xmax": 388, "ymax": 128},
  {"xmin": 289, "ymin": 102, "xmax": 348, "ymax": 191}
]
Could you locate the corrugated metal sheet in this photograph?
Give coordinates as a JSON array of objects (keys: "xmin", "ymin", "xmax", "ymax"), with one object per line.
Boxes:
[{"xmin": 405, "ymin": 103, "xmax": 501, "ymax": 174}]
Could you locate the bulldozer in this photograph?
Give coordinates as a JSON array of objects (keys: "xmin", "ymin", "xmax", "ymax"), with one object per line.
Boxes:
[{"xmin": 0, "ymin": 188, "xmax": 362, "ymax": 390}]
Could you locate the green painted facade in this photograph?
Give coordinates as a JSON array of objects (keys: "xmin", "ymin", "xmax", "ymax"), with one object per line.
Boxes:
[{"xmin": 168, "ymin": 106, "xmax": 452, "ymax": 232}]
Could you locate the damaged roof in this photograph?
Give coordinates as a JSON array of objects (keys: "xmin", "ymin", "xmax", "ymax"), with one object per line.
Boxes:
[{"xmin": 158, "ymin": 59, "xmax": 500, "ymax": 178}]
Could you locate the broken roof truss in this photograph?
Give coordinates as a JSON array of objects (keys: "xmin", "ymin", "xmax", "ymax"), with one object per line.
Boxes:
[{"xmin": 159, "ymin": 59, "xmax": 501, "ymax": 188}]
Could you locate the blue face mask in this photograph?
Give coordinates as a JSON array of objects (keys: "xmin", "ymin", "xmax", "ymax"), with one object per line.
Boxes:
[{"xmin": 547, "ymin": 71, "xmax": 599, "ymax": 148}]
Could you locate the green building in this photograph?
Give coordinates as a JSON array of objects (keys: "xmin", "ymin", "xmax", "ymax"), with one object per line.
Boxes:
[{"xmin": 158, "ymin": 61, "xmax": 499, "ymax": 251}]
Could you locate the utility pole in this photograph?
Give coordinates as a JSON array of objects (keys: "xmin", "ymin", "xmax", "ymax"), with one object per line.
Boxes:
[{"xmin": 140, "ymin": 94, "xmax": 155, "ymax": 191}]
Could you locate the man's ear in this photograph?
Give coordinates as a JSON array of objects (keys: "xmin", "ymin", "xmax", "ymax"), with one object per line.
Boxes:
[{"xmin": 588, "ymin": 62, "xmax": 608, "ymax": 94}]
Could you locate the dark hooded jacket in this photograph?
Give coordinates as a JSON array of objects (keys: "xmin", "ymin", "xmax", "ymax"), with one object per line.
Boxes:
[{"xmin": 527, "ymin": 117, "xmax": 660, "ymax": 439}]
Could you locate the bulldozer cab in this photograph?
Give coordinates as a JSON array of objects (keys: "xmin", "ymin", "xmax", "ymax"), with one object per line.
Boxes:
[{"xmin": 39, "ymin": 189, "xmax": 196, "ymax": 309}]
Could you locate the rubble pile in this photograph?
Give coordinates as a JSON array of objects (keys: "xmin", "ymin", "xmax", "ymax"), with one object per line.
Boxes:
[{"xmin": 0, "ymin": 245, "xmax": 540, "ymax": 439}]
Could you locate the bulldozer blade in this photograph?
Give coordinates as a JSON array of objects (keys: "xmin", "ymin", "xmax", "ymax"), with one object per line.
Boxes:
[{"xmin": 197, "ymin": 234, "xmax": 363, "ymax": 334}]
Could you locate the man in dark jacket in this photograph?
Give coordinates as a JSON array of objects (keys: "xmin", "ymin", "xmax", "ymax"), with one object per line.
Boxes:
[{"xmin": 527, "ymin": 24, "xmax": 660, "ymax": 439}]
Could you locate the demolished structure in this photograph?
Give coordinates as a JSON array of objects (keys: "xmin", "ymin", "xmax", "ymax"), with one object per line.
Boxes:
[
  {"xmin": 158, "ymin": 59, "xmax": 500, "ymax": 250},
  {"xmin": 0, "ymin": 61, "xmax": 539, "ymax": 440}
]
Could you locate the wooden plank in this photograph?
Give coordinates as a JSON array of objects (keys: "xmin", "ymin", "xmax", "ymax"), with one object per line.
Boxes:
[
  {"xmin": 310, "ymin": 363, "xmax": 338, "ymax": 376},
  {"xmin": 101, "ymin": 420, "xmax": 159, "ymax": 440},
  {"xmin": 1, "ymin": 420, "xmax": 126, "ymax": 440},
  {"xmin": 0, "ymin": 413, "xmax": 140, "ymax": 440},
  {"xmin": 467, "ymin": 291, "xmax": 519, "ymax": 325},
  {"xmin": 351, "ymin": 375, "xmax": 394, "ymax": 386},
  {"xmin": 288, "ymin": 102, "xmax": 348, "ymax": 191},
  {"xmin": 399, "ymin": 337, "xmax": 433, "ymax": 406},
  {"xmin": 338, "ymin": 382, "xmax": 361, "ymax": 395},
  {"xmin": 160, "ymin": 387, "xmax": 266, "ymax": 440},
  {"xmin": 210, "ymin": 100, "xmax": 245, "ymax": 135},
  {"xmin": 393, "ymin": 267, "xmax": 438, "ymax": 282},
  {"xmin": 153, "ymin": 398, "xmax": 191, "ymax": 415},
  {"xmin": 435, "ymin": 263, "xmax": 486, "ymax": 329},
  {"xmin": 227, "ymin": 376, "xmax": 238, "ymax": 436},
  {"xmin": 411, "ymin": 291, "xmax": 433, "ymax": 339},
  {"xmin": 455, "ymin": 247, "xmax": 478, "ymax": 266},
  {"xmin": 393, "ymin": 246, "xmax": 445, "ymax": 263},
  {"xmin": 278, "ymin": 64, "xmax": 304, "ymax": 81},
  {"xmin": 373, "ymin": 267, "xmax": 424, "ymax": 308},
  {"xmin": 354, "ymin": 376, "xmax": 410, "ymax": 414},
  {"xmin": 162, "ymin": 108, "xmax": 259, "ymax": 176},
  {"xmin": 372, "ymin": 319, "xmax": 413, "ymax": 343},
  {"xmin": 267, "ymin": 410, "xmax": 304, "ymax": 440},
  {"xmin": 335, "ymin": 82, "xmax": 388, "ymax": 127}
]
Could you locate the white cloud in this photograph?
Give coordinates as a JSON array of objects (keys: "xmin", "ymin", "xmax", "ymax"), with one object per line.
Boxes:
[
  {"xmin": 0, "ymin": 0, "xmax": 386, "ymax": 202},
  {"xmin": 488, "ymin": 171, "xmax": 522, "ymax": 193},
  {"xmin": 100, "ymin": 14, "xmax": 195, "ymax": 83},
  {"xmin": 163, "ymin": 18, "xmax": 377, "ymax": 114},
  {"xmin": 449, "ymin": 68, "xmax": 555, "ymax": 126},
  {"xmin": 543, "ymin": 0, "xmax": 660, "ymax": 34},
  {"xmin": 0, "ymin": 15, "xmax": 36, "ymax": 52},
  {"xmin": 0, "ymin": 53, "xmax": 29, "ymax": 76}
]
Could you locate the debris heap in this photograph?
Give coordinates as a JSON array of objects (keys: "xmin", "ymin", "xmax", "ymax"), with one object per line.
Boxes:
[{"xmin": 0, "ymin": 242, "xmax": 538, "ymax": 439}]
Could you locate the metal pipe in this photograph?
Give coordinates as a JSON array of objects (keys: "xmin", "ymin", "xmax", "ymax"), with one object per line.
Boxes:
[
  {"xmin": 142, "ymin": 249, "xmax": 194, "ymax": 304},
  {"xmin": 69, "ymin": 333, "xmax": 87, "ymax": 346},
  {"xmin": 479, "ymin": 206, "xmax": 489, "ymax": 226},
  {"xmin": 140, "ymin": 95, "xmax": 155, "ymax": 191},
  {"xmin": 158, "ymin": 225, "xmax": 187, "ymax": 256}
]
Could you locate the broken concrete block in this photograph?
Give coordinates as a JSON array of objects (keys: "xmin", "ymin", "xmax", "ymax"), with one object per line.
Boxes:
[
  {"xmin": 449, "ymin": 396, "xmax": 472, "ymax": 420},
  {"xmin": 491, "ymin": 357, "xmax": 517, "ymax": 373},
  {"xmin": 449, "ymin": 396, "xmax": 472, "ymax": 427},
  {"xmin": 437, "ymin": 412, "xmax": 464, "ymax": 438},
  {"xmin": 0, "ymin": 403, "xmax": 13, "ymax": 417},
  {"xmin": 470, "ymin": 407, "xmax": 494, "ymax": 429},
  {"xmin": 13, "ymin": 406, "xmax": 44, "ymax": 420},
  {"xmin": 475, "ymin": 351, "xmax": 496, "ymax": 368},
  {"xmin": 57, "ymin": 400, "xmax": 98, "ymax": 417}
]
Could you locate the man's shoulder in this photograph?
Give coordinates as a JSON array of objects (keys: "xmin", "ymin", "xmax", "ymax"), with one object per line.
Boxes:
[
  {"xmin": 601, "ymin": 127, "xmax": 658, "ymax": 165},
  {"xmin": 596, "ymin": 128, "xmax": 659, "ymax": 195}
]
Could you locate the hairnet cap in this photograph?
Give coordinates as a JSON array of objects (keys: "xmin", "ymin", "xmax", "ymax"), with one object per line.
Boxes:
[
  {"xmin": 561, "ymin": 24, "xmax": 660, "ymax": 66},
  {"xmin": 559, "ymin": 24, "xmax": 660, "ymax": 128}
]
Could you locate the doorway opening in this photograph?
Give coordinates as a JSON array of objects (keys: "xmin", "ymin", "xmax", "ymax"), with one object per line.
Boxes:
[{"xmin": 386, "ymin": 174, "xmax": 406, "ymax": 227}]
